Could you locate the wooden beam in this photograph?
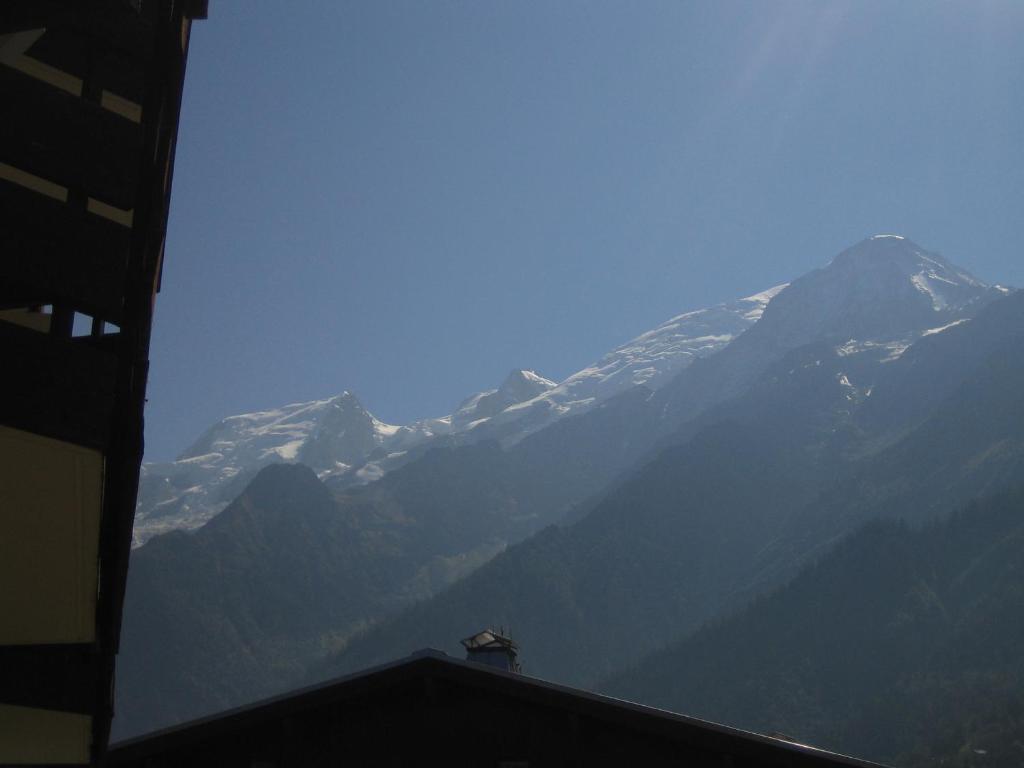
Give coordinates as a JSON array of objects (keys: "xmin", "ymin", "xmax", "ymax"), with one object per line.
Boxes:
[
  {"xmin": 0, "ymin": 66, "xmax": 141, "ymax": 209},
  {"xmin": 23, "ymin": 20, "xmax": 147, "ymax": 105}
]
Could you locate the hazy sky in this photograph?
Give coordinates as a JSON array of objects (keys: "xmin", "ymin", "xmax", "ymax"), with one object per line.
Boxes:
[{"xmin": 147, "ymin": 0, "xmax": 1023, "ymax": 460}]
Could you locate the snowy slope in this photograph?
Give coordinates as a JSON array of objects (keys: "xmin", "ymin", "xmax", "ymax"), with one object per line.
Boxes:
[
  {"xmin": 343, "ymin": 289, "xmax": 786, "ymax": 485},
  {"xmin": 771, "ymin": 235, "xmax": 1002, "ymax": 364},
  {"xmin": 134, "ymin": 392, "xmax": 398, "ymax": 544},
  {"xmin": 134, "ymin": 290, "xmax": 782, "ymax": 544},
  {"xmin": 134, "ymin": 372, "xmax": 559, "ymax": 544},
  {"xmin": 451, "ymin": 369, "xmax": 557, "ymax": 430},
  {"xmin": 476, "ymin": 285, "xmax": 787, "ymax": 441},
  {"xmin": 647, "ymin": 235, "xmax": 1007, "ymax": 433},
  {"xmin": 346, "ymin": 369, "xmax": 559, "ymax": 485}
]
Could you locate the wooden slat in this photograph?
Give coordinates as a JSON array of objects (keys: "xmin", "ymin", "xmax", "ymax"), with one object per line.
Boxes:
[
  {"xmin": 26, "ymin": 21, "xmax": 147, "ymax": 106},
  {"xmin": 0, "ymin": 66, "xmax": 141, "ymax": 209},
  {"xmin": 0, "ymin": 180, "xmax": 130, "ymax": 323}
]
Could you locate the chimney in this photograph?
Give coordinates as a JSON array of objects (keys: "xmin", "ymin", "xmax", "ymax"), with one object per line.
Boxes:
[{"xmin": 461, "ymin": 629, "xmax": 521, "ymax": 673}]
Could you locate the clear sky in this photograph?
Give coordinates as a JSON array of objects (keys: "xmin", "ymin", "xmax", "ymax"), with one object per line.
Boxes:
[{"xmin": 147, "ymin": 0, "xmax": 1024, "ymax": 460}]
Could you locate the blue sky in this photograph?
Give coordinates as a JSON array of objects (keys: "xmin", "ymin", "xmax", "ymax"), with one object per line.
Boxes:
[{"xmin": 147, "ymin": 0, "xmax": 1024, "ymax": 460}]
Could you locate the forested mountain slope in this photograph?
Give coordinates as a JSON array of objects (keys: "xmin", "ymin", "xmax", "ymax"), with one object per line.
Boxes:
[
  {"xmin": 316, "ymin": 290, "xmax": 1024, "ymax": 691},
  {"xmin": 603, "ymin": 485, "xmax": 1024, "ymax": 768},
  {"xmin": 117, "ymin": 446, "xmax": 532, "ymax": 737}
]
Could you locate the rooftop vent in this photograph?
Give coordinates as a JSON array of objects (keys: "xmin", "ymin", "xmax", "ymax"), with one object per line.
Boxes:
[{"xmin": 461, "ymin": 629, "xmax": 521, "ymax": 673}]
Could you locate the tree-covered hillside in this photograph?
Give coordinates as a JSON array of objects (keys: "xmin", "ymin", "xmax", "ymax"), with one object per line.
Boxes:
[
  {"xmin": 314, "ymin": 293, "xmax": 1024, "ymax": 690},
  {"xmin": 603, "ymin": 485, "xmax": 1024, "ymax": 768}
]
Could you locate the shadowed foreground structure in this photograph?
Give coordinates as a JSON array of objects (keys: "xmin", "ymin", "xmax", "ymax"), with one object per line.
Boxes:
[
  {"xmin": 108, "ymin": 651, "xmax": 883, "ymax": 768},
  {"xmin": 0, "ymin": 1, "xmax": 204, "ymax": 763}
]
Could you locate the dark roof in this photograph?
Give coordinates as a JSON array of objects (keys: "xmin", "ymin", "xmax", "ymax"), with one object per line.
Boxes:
[{"xmin": 109, "ymin": 650, "xmax": 885, "ymax": 768}]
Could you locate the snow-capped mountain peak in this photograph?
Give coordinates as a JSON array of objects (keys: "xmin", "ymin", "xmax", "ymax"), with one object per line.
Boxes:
[
  {"xmin": 176, "ymin": 390, "xmax": 392, "ymax": 466},
  {"xmin": 832, "ymin": 235, "xmax": 985, "ymax": 310},
  {"xmin": 507, "ymin": 368, "xmax": 558, "ymax": 391},
  {"xmin": 751, "ymin": 235, "xmax": 996, "ymax": 354},
  {"xmin": 134, "ymin": 392, "xmax": 399, "ymax": 545},
  {"xmin": 446, "ymin": 369, "xmax": 556, "ymax": 431}
]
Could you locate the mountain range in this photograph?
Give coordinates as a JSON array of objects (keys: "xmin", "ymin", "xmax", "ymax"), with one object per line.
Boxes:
[
  {"xmin": 313, "ymin": 251, "xmax": 1020, "ymax": 686},
  {"xmin": 132, "ymin": 286, "xmax": 782, "ymax": 544},
  {"xmin": 115, "ymin": 235, "xmax": 1023, "ymax": 764}
]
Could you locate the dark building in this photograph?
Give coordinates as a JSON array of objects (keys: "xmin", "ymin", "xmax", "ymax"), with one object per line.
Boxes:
[
  {"xmin": 107, "ymin": 650, "xmax": 883, "ymax": 768},
  {"xmin": 0, "ymin": 1, "xmax": 204, "ymax": 763}
]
